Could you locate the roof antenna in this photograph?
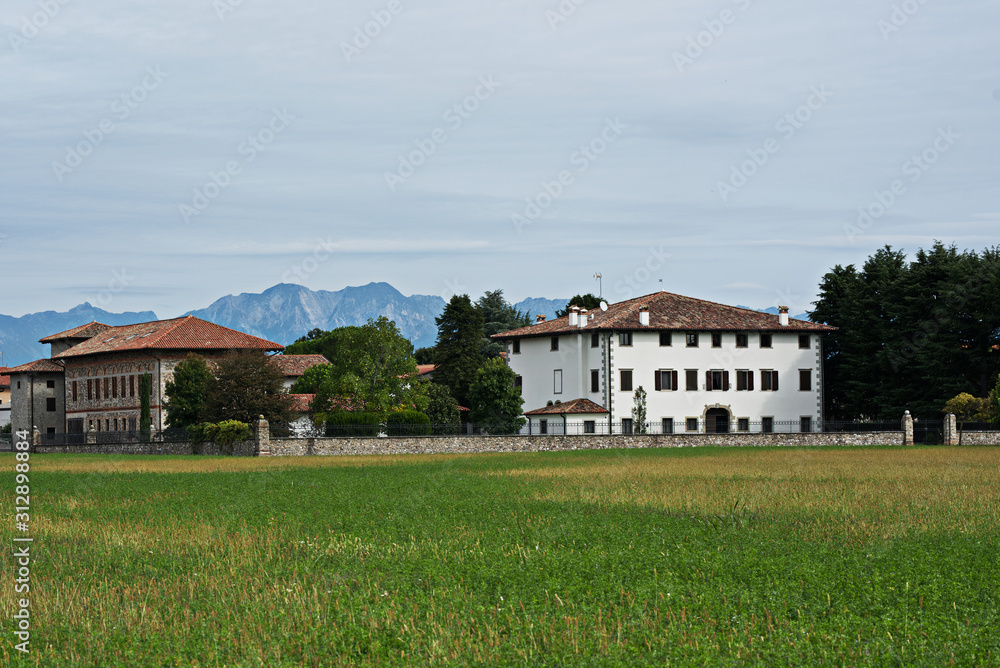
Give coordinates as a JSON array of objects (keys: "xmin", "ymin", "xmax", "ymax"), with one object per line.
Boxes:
[
  {"xmin": 658, "ymin": 279, "xmax": 663, "ymax": 292},
  {"xmin": 594, "ymin": 273, "xmax": 602, "ymax": 298}
]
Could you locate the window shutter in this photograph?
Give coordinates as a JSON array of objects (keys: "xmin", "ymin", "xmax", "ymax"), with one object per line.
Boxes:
[
  {"xmin": 772, "ymin": 371, "xmax": 779, "ymax": 391},
  {"xmin": 760, "ymin": 370, "xmax": 766, "ymax": 391},
  {"xmin": 748, "ymin": 371, "xmax": 754, "ymax": 391},
  {"xmin": 723, "ymin": 370, "xmax": 730, "ymax": 391},
  {"xmin": 654, "ymin": 371, "xmax": 662, "ymax": 391},
  {"xmin": 705, "ymin": 370, "xmax": 712, "ymax": 391},
  {"xmin": 672, "ymin": 370, "xmax": 678, "ymax": 392}
]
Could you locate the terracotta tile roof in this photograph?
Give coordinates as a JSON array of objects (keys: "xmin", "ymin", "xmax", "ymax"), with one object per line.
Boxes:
[
  {"xmin": 417, "ymin": 364, "xmax": 437, "ymax": 376},
  {"xmin": 524, "ymin": 398, "xmax": 609, "ymax": 416},
  {"xmin": 288, "ymin": 394, "xmax": 316, "ymax": 413},
  {"xmin": 51, "ymin": 316, "xmax": 282, "ymax": 359},
  {"xmin": 271, "ymin": 355, "xmax": 330, "ymax": 377},
  {"xmin": 494, "ymin": 291, "xmax": 836, "ymax": 339},
  {"xmin": 0, "ymin": 368, "xmax": 10, "ymax": 388},
  {"xmin": 39, "ymin": 322, "xmax": 113, "ymax": 343},
  {"xmin": 6, "ymin": 359, "xmax": 65, "ymax": 374}
]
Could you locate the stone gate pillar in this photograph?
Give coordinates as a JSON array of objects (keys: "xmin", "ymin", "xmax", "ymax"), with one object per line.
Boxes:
[
  {"xmin": 943, "ymin": 413, "xmax": 959, "ymax": 446},
  {"xmin": 902, "ymin": 411, "xmax": 914, "ymax": 446},
  {"xmin": 256, "ymin": 415, "xmax": 270, "ymax": 457}
]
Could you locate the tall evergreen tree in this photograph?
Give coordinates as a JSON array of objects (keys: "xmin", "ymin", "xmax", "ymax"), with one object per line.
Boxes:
[
  {"xmin": 555, "ymin": 293, "xmax": 603, "ymax": 318},
  {"xmin": 476, "ymin": 289, "xmax": 530, "ymax": 359},
  {"xmin": 434, "ymin": 294, "xmax": 485, "ymax": 407},
  {"xmin": 164, "ymin": 354, "xmax": 214, "ymax": 429}
]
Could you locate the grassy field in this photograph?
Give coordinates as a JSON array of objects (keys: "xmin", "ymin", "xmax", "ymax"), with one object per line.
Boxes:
[{"xmin": 3, "ymin": 446, "xmax": 999, "ymax": 666}]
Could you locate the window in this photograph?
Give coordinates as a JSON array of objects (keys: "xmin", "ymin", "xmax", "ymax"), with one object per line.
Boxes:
[
  {"xmin": 45, "ymin": 379, "xmax": 55, "ymax": 388},
  {"xmin": 130, "ymin": 375, "xmax": 135, "ymax": 398},
  {"xmin": 686, "ymin": 333, "xmax": 699, "ymax": 347},
  {"xmin": 72, "ymin": 381, "xmax": 78, "ymax": 402},
  {"xmin": 760, "ymin": 370, "xmax": 779, "ymax": 391},
  {"xmin": 655, "ymin": 369, "xmax": 677, "ymax": 392},
  {"xmin": 620, "ymin": 369, "xmax": 633, "ymax": 392},
  {"xmin": 621, "ymin": 418, "xmax": 634, "ymax": 435},
  {"xmin": 799, "ymin": 334, "xmax": 811, "ymax": 349},
  {"xmin": 553, "ymin": 370, "xmax": 563, "ymax": 394},
  {"xmin": 46, "ymin": 397, "xmax": 56, "ymax": 412},
  {"xmin": 104, "ymin": 378, "xmax": 110, "ymax": 398},
  {"xmin": 584, "ymin": 420, "xmax": 596, "ymax": 434},
  {"xmin": 737, "ymin": 418, "xmax": 750, "ymax": 432},
  {"xmin": 551, "ymin": 337, "xmax": 559, "ymax": 351},
  {"xmin": 591, "ymin": 332, "xmax": 600, "ymax": 348},
  {"xmin": 760, "ymin": 333, "xmax": 773, "ymax": 348},
  {"xmin": 736, "ymin": 370, "xmax": 754, "ymax": 391},
  {"xmin": 114, "ymin": 418, "xmax": 119, "ymax": 432},
  {"xmin": 736, "ymin": 333, "xmax": 749, "ymax": 348},
  {"xmin": 686, "ymin": 417, "xmax": 699, "ymax": 432},
  {"xmin": 800, "ymin": 416, "xmax": 813, "ymax": 433},
  {"xmin": 706, "ymin": 370, "xmax": 728, "ymax": 391},
  {"xmin": 512, "ymin": 340, "xmax": 520, "ymax": 354},
  {"xmin": 762, "ymin": 417, "xmax": 774, "ymax": 433},
  {"xmin": 659, "ymin": 331, "xmax": 672, "ymax": 347},
  {"xmin": 539, "ymin": 419, "xmax": 548, "ymax": 435},
  {"xmin": 711, "ymin": 332, "xmax": 722, "ymax": 348},
  {"xmin": 662, "ymin": 418, "xmax": 674, "ymax": 434},
  {"xmin": 112, "ymin": 376, "xmax": 118, "ymax": 398},
  {"xmin": 105, "ymin": 419, "xmax": 110, "ymax": 432},
  {"xmin": 128, "ymin": 418, "xmax": 137, "ymax": 432},
  {"xmin": 799, "ymin": 369, "xmax": 812, "ymax": 391},
  {"xmin": 515, "ymin": 375, "xmax": 523, "ymax": 395},
  {"xmin": 87, "ymin": 379, "xmax": 93, "ymax": 400},
  {"xmin": 590, "ymin": 370, "xmax": 600, "ymax": 393},
  {"xmin": 685, "ymin": 369, "xmax": 698, "ymax": 391},
  {"xmin": 17, "ymin": 381, "xmax": 20, "ymax": 390},
  {"xmin": 46, "ymin": 427, "xmax": 55, "ymax": 435},
  {"xmin": 619, "ymin": 332, "xmax": 633, "ymax": 346}
]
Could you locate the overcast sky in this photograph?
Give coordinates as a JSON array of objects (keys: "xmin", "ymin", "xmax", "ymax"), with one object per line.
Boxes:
[{"xmin": 2, "ymin": 0, "xmax": 997, "ymax": 319}]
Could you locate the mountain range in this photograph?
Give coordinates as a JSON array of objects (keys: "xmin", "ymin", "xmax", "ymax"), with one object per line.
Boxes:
[
  {"xmin": 0, "ymin": 284, "xmax": 810, "ymax": 369},
  {"xmin": 0, "ymin": 283, "xmax": 569, "ymax": 368}
]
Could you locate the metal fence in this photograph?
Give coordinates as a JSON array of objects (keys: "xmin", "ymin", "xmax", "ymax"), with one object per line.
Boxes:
[{"xmin": 36, "ymin": 429, "xmax": 195, "ymax": 447}]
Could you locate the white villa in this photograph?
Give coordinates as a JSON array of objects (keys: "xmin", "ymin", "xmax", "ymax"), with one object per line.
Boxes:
[{"xmin": 493, "ymin": 291, "xmax": 835, "ymax": 435}]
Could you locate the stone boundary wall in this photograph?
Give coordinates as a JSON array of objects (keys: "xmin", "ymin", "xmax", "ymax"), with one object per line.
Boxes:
[
  {"xmin": 33, "ymin": 439, "xmax": 257, "ymax": 456},
  {"xmin": 266, "ymin": 431, "xmax": 910, "ymax": 457},
  {"xmin": 952, "ymin": 432, "xmax": 1000, "ymax": 446}
]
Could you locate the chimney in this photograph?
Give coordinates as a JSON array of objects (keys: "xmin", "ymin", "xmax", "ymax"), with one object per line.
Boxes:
[
  {"xmin": 536, "ymin": 314, "xmax": 547, "ymax": 324},
  {"xmin": 639, "ymin": 306, "xmax": 650, "ymax": 327},
  {"xmin": 778, "ymin": 306, "xmax": 789, "ymax": 327},
  {"xmin": 578, "ymin": 309, "xmax": 588, "ymax": 327},
  {"xmin": 568, "ymin": 306, "xmax": 580, "ymax": 327}
]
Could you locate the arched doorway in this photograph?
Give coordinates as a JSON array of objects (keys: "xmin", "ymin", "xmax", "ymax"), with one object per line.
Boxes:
[{"xmin": 705, "ymin": 407, "xmax": 731, "ymax": 434}]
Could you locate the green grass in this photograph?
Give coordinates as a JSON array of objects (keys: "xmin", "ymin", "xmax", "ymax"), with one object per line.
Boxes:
[{"xmin": 3, "ymin": 446, "xmax": 1000, "ymax": 666}]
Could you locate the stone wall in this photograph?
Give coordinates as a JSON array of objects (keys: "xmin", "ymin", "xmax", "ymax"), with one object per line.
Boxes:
[
  {"xmin": 951, "ymin": 431, "xmax": 1000, "ymax": 446},
  {"xmin": 266, "ymin": 431, "xmax": 910, "ymax": 457},
  {"xmin": 34, "ymin": 438, "xmax": 257, "ymax": 456}
]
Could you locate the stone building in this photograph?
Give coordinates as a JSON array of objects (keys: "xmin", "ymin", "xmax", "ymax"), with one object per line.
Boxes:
[{"xmin": 8, "ymin": 316, "xmax": 283, "ymax": 441}]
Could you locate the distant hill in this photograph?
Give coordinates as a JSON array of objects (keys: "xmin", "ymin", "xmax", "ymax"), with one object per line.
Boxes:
[
  {"xmin": 0, "ymin": 304, "xmax": 158, "ymax": 368},
  {"xmin": 184, "ymin": 282, "xmax": 449, "ymax": 350}
]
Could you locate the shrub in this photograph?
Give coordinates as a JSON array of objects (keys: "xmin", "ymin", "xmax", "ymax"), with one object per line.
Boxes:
[
  {"xmin": 186, "ymin": 420, "xmax": 252, "ymax": 455},
  {"xmin": 325, "ymin": 412, "xmax": 382, "ymax": 437},
  {"xmin": 386, "ymin": 410, "xmax": 432, "ymax": 437}
]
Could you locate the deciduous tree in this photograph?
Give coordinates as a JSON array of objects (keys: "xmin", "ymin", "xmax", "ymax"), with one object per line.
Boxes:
[
  {"xmin": 164, "ymin": 354, "xmax": 214, "ymax": 429},
  {"xmin": 468, "ymin": 357, "xmax": 525, "ymax": 434}
]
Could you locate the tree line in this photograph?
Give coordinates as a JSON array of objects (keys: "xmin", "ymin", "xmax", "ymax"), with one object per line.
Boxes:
[{"xmin": 812, "ymin": 242, "xmax": 1000, "ymax": 421}]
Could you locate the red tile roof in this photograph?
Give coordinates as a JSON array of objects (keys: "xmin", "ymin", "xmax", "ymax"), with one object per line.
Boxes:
[
  {"xmin": 271, "ymin": 355, "xmax": 330, "ymax": 377},
  {"xmin": 6, "ymin": 359, "xmax": 65, "ymax": 374},
  {"xmin": 288, "ymin": 394, "xmax": 316, "ymax": 413},
  {"xmin": 417, "ymin": 364, "xmax": 437, "ymax": 376},
  {"xmin": 524, "ymin": 398, "xmax": 609, "ymax": 416},
  {"xmin": 51, "ymin": 316, "xmax": 282, "ymax": 359},
  {"xmin": 39, "ymin": 322, "xmax": 113, "ymax": 343},
  {"xmin": 494, "ymin": 291, "xmax": 835, "ymax": 339},
  {"xmin": 0, "ymin": 367, "xmax": 10, "ymax": 389}
]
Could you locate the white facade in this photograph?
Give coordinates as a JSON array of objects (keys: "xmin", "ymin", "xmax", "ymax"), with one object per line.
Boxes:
[{"xmin": 506, "ymin": 327, "xmax": 823, "ymax": 434}]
